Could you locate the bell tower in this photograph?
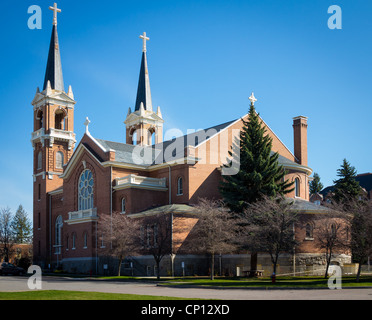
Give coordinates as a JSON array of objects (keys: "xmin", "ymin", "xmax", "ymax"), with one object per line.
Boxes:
[
  {"xmin": 31, "ymin": 3, "xmax": 76, "ymax": 266},
  {"xmin": 125, "ymin": 32, "xmax": 164, "ymax": 146}
]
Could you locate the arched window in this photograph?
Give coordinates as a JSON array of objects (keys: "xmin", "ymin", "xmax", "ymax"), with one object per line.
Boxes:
[
  {"xmin": 295, "ymin": 178, "xmax": 300, "ymax": 197},
  {"xmin": 36, "ymin": 110, "xmax": 44, "ymax": 130},
  {"xmin": 78, "ymin": 169, "xmax": 94, "ymax": 211},
  {"xmin": 121, "ymin": 198, "xmax": 126, "ymax": 214},
  {"xmin": 305, "ymin": 223, "xmax": 313, "ymax": 239},
  {"xmin": 331, "ymin": 224, "xmax": 336, "ymax": 237},
  {"xmin": 56, "ymin": 151, "xmax": 64, "ymax": 169},
  {"xmin": 83, "ymin": 232, "xmax": 88, "ymax": 249},
  {"xmin": 72, "ymin": 233, "xmax": 76, "ymax": 250},
  {"xmin": 55, "ymin": 216, "xmax": 63, "ymax": 254},
  {"xmin": 132, "ymin": 130, "xmax": 138, "ymax": 146},
  {"xmin": 37, "ymin": 151, "xmax": 42, "ymax": 170},
  {"xmin": 177, "ymin": 177, "xmax": 183, "ymax": 196},
  {"xmin": 55, "ymin": 109, "xmax": 66, "ymax": 130}
]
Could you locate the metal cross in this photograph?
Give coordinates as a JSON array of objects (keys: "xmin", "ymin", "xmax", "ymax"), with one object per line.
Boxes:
[
  {"xmin": 140, "ymin": 32, "xmax": 150, "ymax": 53},
  {"xmin": 249, "ymin": 92, "xmax": 257, "ymax": 106},
  {"xmin": 84, "ymin": 117, "xmax": 91, "ymax": 134},
  {"xmin": 49, "ymin": 3, "xmax": 62, "ymax": 26}
]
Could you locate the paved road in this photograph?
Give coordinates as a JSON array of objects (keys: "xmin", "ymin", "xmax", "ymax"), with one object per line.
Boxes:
[{"xmin": 0, "ymin": 276, "xmax": 372, "ymax": 300}]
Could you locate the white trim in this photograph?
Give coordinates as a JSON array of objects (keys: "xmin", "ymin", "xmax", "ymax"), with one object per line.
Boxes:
[
  {"xmin": 114, "ymin": 175, "xmax": 168, "ymax": 192},
  {"xmin": 60, "ymin": 144, "xmax": 103, "ymax": 180},
  {"xmin": 101, "ymin": 156, "xmax": 201, "ymax": 172},
  {"xmin": 195, "ymin": 114, "xmax": 296, "ymax": 161},
  {"xmin": 282, "ymin": 163, "xmax": 313, "ymax": 176},
  {"xmin": 48, "ymin": 188, "xmax": 63, "ymax": 196}
]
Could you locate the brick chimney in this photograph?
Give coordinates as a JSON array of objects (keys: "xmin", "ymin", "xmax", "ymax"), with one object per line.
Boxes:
[{"xmin": 293, "ymin": 116, "xmax": 308, "ymax": 166}]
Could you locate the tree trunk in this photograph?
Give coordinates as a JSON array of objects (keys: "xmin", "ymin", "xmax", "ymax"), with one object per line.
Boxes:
[
  {"xmin": 118, "ymin": 256, "xmax": 123, "ymax": 277},
  {"xmin": 249, "ymin": 252, "xmax": 257, "ymax": 277},
  {"xmin": 272, "ymin": 253, "xmax": 279, "ymax": 275},
  {"xmin": 211, "ymin": 253, "xmax": 215, "ymax": 281},
  {"xmin": 156, "ymin": 260, "xmax": 160, "ymax": 280},
  {"xmin": 324, "ymin": 250, "xmax": 332, "ymax": 279},
  {"xmin": 356, "ymin": 262, "xmax": 362, "ymax": 283}
]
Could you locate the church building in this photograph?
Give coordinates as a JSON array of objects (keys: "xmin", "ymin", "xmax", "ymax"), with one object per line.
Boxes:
[{"xmin": 31, "ymin": 4, "xmax": 350, "ymax": 276}]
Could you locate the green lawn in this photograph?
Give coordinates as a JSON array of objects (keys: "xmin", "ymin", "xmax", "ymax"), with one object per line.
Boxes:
[
  {"xmin": 90, "ymin": 274, "xmax": 372, "ymax": 288},
  {"xmin": 0, "ymin": 290, "xmax": 200, "ymax": 300},
  {"xmin": 156, "ymin": 275, "xmax": 372, "ymax": 288}
]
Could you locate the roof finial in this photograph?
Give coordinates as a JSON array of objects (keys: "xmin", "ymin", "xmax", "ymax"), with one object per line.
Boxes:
[
  {"xmin": 249, "ymin": 92, "xmax": 257, "ymax": 106},
  {"xmin": 84, "ymin": 117, "xmax": 91, "ymax": 134},
  {"xmin": 49, "ymin": 3, "xmax": 61, "ymax": 26},
  {"xmin": 140, "ymin": 32, "xmax": 150, "ymax": 53}
]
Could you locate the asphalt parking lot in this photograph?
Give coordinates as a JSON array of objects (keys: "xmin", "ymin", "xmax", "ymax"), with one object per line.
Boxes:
[{"xmin": 0, "ymin": 276, "xmax": 372, "ymax": 300}]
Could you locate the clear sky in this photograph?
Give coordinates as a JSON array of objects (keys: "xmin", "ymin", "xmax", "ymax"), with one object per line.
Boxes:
[{"xmin": 1, "ymin": 0, "xmax": 371, "ymax": 221}]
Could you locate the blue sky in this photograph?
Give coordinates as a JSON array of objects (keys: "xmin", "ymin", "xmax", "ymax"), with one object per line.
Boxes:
[{"xmin": 1, "ymin": 0, "xmax": 371, "ymax": 221}]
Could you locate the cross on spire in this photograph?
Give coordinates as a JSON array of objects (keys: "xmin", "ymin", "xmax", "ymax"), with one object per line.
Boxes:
[
  {"xmin": 249, "ymin": 92, "xmax": 257, "ymax": 106},
  {"xmin": 140, "ymin": 32, "xmax": 150, "ymax": 53},
  {"xmin": 49, "ymin": 3, "xmax": 61, "ymax": 26},
  {"xmin": 84, "ymin": 117, "xmax": 91, "ymax": 134}
]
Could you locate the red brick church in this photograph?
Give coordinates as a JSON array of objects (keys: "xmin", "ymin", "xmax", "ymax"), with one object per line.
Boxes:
[{"xmin": 32, "ymin": 4, "xmax": 350, "ymax": 276}]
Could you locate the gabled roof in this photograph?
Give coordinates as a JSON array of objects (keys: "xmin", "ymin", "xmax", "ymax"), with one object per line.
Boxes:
[
  {"xmin": 43, "ymin": 25, "xmax": 64, "ymax": 92},
  {"xmin": 92, "ymin": 117, "xmax": 306, "ymax": 173},
  {"xmin": 95, "ymin": 119, "xmax": 237, "ymax": 166}
]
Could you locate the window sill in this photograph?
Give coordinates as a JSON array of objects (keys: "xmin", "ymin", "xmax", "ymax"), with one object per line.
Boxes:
[{"xmin": 304, "ymin": 237, "xmax": 314, "ymax": 241}]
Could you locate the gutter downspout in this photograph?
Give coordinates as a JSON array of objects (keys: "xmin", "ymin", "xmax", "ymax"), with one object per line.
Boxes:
[
  {"xmin": 49, "ymin": 194, "xmax": 52, "ymax": 268},
  {"xmin": 293, "ymin": 222, "xmax": 296, "ymax": 276},
  {"xmin": 167, "ymin": 164, "xmax": 175, "ymax": 277}
]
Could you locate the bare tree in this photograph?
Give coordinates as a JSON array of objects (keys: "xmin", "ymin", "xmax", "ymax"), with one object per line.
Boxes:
[
  {"xmin": 183, "ymin": 199, "xmax": 238, "ymax": 280},
  {"xmin": 241, "ymin": 195, "xmax": 298, "ymax": 276},
  {"xmin": 141, "ymin": 212, "xmax": 174, "ymax": 280},
  {"xmin": 333, "ymin": 197, "xmax": 372, "ymax": 282},
  {"xmin": 350, "ymin": 201, "xmax": 372, "ymax": 282},
  {"xmin": 0, "ymin": 208, "xmax": 15, "ymax": 262},
  {"xmin": 314, "ymin": 208, "xmax": 349, "ymax": 279},
  {"xmin": 97, "ymin": 212, "xmax": 141, "ymax": 276}
]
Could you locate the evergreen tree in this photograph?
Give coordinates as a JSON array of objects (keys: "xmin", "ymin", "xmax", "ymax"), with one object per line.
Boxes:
[
  {"xmin": 220, "ymin": 102, "xmax": 294, "ymax": 214},
  {"xmin": 219, "ymin": 100, "xmax": 294, "ymax": 276},
  {"xmin": 333, "ymin": 159, "xmax": 361, "ymax": 203},
  {"xmin": 309, "ymin": 172, "xmax": 324, "ymax": 195},
  {"xmin": 11, "ymin": 205, "xmax": 32, "ymax": 244}
]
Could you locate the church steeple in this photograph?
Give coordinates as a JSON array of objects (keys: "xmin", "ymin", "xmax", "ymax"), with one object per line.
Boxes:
[
  {"xmin": 134, "ymin": 32, "xmax": 153, "ymax": 112},
  {"xmin": 125, "ymin": 32, "xmax": 164, "ymax": 146},
  {"xmin": 43, "ymin": 3, "xmax": 64, "ymax": 92}
]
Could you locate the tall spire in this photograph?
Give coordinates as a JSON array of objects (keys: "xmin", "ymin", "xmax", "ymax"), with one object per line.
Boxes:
[
  {"xmin": 134, "ymin": 32, "xmax": 153, "ymax": 112},
  {"xmin": 43, "ymin": 3, "xmax": 64, "ymax": 92}
]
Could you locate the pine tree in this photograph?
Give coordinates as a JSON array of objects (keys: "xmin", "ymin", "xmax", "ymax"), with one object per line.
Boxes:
[
  {"xmin": 309, "ymin": 172, "xmax": 324, "ymax": 195},
  {"xmin": 333, "ymin": 159, "xmax": 361, "ymax": 203},
  {"xmin": 219, "ymin": 100, "xmax": 294, "ymax": 276},
  {"xmin": 220, "ymin": 102, "xmax": 294, "ymax": 214},
  {"xmin": 11, "ymin": 205, "xmax": 32, "ymax": 244}
]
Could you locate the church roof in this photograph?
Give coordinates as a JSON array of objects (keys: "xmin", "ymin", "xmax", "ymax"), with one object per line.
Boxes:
[
  {"xmin": 43, "ymin": 25, "xmax": 64, "ymax": 92},
  {"xmin": 96, "ymin": 119, "xmax": 237, "ymax": 166},
  {"xmin": 95, "ymin": 118, "xmax": 300, "ymax": 169},
  {"xmin": 289, "ymin": 197, "xmax": 331, "ymax": 214}
]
